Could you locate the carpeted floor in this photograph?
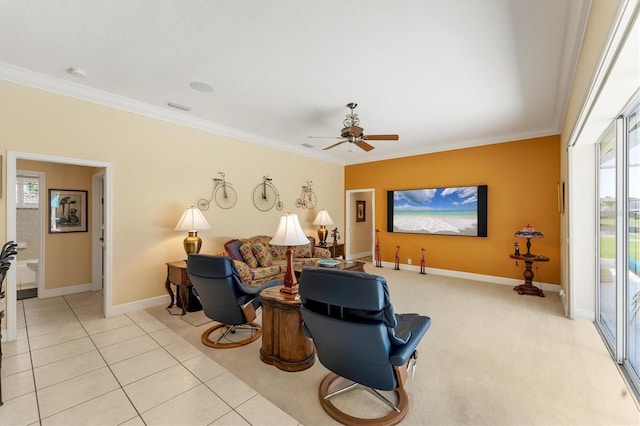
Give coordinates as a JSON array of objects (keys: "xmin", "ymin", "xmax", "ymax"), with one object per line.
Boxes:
[{"xmin": 148, "ymin": 265, "xmax": 640, "ymax": 425}]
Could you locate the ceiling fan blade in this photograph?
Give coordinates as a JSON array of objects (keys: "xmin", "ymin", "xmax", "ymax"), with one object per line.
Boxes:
[
  {"xmin": 323, "ymin": 141, "xmax": 347, "ymax": 151},
  {"xmin": 355, "ymin": 140, "xmax": 375, "ymax": 152},
  {"xmin": 363, "ymin": 134, "xmax": 399, "ymax": 141}
]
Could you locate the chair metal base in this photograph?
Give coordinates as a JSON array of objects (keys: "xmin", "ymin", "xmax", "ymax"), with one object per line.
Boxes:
[
  {"xmin": 318, "ymin": 373, "xmax": 409, "ymax": 426},
  {"xmin": 201, "ymin": 322, "xmax": 262, "ymax": 349}
]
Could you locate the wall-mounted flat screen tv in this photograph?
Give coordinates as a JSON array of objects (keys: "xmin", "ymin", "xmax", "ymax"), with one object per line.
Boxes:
[{"xmin": 387, "ymin": 185, "xmax": 487, "ymax": 237}]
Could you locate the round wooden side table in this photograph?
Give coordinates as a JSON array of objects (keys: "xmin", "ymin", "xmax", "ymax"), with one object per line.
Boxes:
[
  {"xmin": 259, "ymin": 285, "xmax": 315, "ymax": 372},
  {"xmin": 509, "ymin": 253, "xmax": 549, "ymax": 297}
]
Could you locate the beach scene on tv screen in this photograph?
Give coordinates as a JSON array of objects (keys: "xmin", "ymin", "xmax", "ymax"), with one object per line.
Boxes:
[{"xmin": 393, "ymin": 186, "xmax": 479, "ymax": 235}]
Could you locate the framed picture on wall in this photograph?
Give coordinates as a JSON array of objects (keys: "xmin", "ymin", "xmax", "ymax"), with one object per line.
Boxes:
[
  {"xmin": 356, "ymin": 200, "xmax": 366, "ymax": 222},
  {"xmin": 48, "ymin": 189, "xmax": 88, "ymax": 233}
]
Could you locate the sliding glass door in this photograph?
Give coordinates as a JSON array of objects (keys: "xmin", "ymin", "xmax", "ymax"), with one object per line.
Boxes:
[
  {"xmin": 598, "ymin": 127, "xmax": 617, "ymax": 347},
  {"xmin": 627, "ymin": 105, "xmax": 640, "ymax": 385},
  {"xmin": 596, "ymin": 100, "xmax": 640, "ymax": 397}
]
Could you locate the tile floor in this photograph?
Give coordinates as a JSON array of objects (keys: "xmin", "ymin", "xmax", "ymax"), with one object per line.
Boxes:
[{"xmin": 1, "ymin": 292, "xmax": 300, "ymax": 425}]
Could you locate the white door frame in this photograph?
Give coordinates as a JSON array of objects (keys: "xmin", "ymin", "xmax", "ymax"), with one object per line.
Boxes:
[
  {"xmin": 5, "ymin": 151, "xmax": 113, "ymax": 341},
  {"xmin": 345, "ymin": 188, "xmax": 375, "ymax": 260},
  {"xmin": 91, "ymin": 171, "xmax": 105, "ymax": 292}
]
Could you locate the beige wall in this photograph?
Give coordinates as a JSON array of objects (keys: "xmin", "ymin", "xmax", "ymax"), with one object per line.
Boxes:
[{"xmin": 1, "ymin": 81, "xmax": 344, "ymax": 306}]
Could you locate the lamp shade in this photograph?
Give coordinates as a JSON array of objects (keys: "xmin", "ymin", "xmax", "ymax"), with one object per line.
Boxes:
[
  {"xmin": 514, "ymin": 225, "xmax": 543, "ymax": 239},
  {"xmin": 270, "ymin": 213, "xmax": 309, "ymax": 247},
  {"xmin": 175, "ymin": 206, "xmax": 211, "ymax": 231},
  {"xmin": 312, "ymin": 210, "xmax": 334, "ymax": 226}
]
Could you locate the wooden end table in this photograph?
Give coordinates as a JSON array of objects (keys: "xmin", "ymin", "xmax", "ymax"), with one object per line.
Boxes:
[
  {"xmin": 259, "ymin": 286, "xmax": 315, "ymax": 372},
  {"xmin": 165, "ymin": 260, "xmax": 195, "ymax": 315},
  {"xmin": 317, "ymin": 243, "xmax": 345, "ymax": 259},
  {"xmin": 509, "ymin": 254, "xmax": 549, "ymax": 297}
]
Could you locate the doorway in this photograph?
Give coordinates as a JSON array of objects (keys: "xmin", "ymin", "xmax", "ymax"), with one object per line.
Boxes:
[
  {"xmin": 345, "ymin": 189, "xmax": 375, "ymax": 260},
  {"xmin": 92, "ymin": 171, "xmax": 105, "ymax": 292},
  {"xmin": 5, "ymin": 151, "xmax": 113, "ymax": 341},
  {"xmin": 15, "ymin": 170, "xmax": 45, "ymax": 300}
]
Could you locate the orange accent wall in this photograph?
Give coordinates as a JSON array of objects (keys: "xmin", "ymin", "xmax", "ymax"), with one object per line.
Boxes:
[{"xmin": 345, "ymin": 135, "xmax": 561, "ymax": 284}]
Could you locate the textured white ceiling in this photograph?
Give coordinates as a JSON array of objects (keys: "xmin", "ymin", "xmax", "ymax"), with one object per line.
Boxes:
[{"xmin": 0, "ymin": 0, "xmax": 590, "ymax": 165}]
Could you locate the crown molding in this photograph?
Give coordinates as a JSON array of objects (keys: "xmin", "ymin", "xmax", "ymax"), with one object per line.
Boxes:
[
  {"xmin": 553, "ymin": 0, "xmax": 593, "ymax": 131},
  {"xmin": 0, "ymin": 63, "xmax": 345, "ymax": 165}
]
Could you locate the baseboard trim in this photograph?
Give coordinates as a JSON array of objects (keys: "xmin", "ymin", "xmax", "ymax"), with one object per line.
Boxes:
[
  {"xmin": 377, "ymin": 261, "xmax": 560, "ymax": 292},
  {"xmin": 110, "ymin": 294, "xmax": 171, "ymax": 317},
  {"xmin": 41, "ymin": 283, "xmax": 93, "ymax": 298},
  {"xmin": 573, "ymin": 308, "xmax": 595, "ymax": 321},
  {"xmin": 349, "ymin": 251, "xmax": 371, "ymax": 260}
]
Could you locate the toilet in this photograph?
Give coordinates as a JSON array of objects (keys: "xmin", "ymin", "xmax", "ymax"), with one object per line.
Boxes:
[{"xmin": 26, "ymin": 259, "xmax": 39, "ymax": 283}]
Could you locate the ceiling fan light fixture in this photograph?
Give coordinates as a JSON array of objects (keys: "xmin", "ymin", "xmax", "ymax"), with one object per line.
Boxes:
[{"xmin": 313, "ymin": 102, "xmax": 399, "ymax": 152}]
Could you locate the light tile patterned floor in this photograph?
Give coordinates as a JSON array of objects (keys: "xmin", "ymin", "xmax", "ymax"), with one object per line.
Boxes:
[{"xmin": 0, "ymin": 292, "xmax": 300, "ymax": 425}]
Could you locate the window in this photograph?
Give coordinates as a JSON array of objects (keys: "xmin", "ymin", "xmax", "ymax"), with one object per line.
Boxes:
[{"xmin": 16, "ymin": 175, "xmax": 39, "ymax": 209}]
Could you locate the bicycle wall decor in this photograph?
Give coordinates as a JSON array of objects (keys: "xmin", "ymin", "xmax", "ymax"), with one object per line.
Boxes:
[
  {"xmin": 198, "ymin": 172, "xmax": 237, "ymax": 210},
  {"xmin": 252, "ymin": 175, "xmax": 283, "ymax": 212},
  {"xmin": 295, "ymin": 180, "xmax": 317, "ymax": 209}
]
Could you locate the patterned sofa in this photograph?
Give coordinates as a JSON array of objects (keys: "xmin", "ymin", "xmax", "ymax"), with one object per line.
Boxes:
[{"xmin": 222, "ymin": 235, "xmax": 331, "ymax": 287}]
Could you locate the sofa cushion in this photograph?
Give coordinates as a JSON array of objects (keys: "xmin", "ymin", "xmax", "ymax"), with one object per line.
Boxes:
[
  {"xmin": 250, "ymin": 264, "xmax": 282, "ymax": 281},
  {"xmin": 293, "ymin": 258, "xmax": 321, "ymax": 269},
  {"xmin": 239, "ymin": 243, "xmax": 260, "ymax": 268},
  {"xmin": 233, "ymin": 259, "xmax": 252, "ymax": 282},
  {"xmin": 293, "ymin": 237, "xmax": 313, "ymax": 258},
  {"xmin": 252, "ymin": 242, "xmax": 274, "ymax": 267}
]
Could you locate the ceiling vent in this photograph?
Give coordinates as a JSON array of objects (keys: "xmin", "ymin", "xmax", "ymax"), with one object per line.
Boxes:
[{"xmin": 167, "ymin": 102, "xmax": 192, "ymax": 112}]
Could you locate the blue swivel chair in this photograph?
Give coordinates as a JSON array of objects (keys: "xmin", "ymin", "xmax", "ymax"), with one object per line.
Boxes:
[
  {"xmin": 187, "ymin": 254, "xmax": 279, "ymax": 348},
  {"xmin": 300, "ymin": 267, "xmax": 431, "ymax": 425}
]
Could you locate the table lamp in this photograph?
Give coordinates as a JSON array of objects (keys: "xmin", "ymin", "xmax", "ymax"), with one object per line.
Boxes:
[
  {"xmin": 312, "ymin": 210, "xmax": 334, "ymax": 247},
  {"xmin": 514, "ymin": 224, "xmax": 543, "ymax": 257},
  {"xmin": 270, "ymin": 213, "xmax": 309, "ymax": 294},
  {"xmin": 175, "ymin": 206, "xmax": 211, "ymax": 256}
]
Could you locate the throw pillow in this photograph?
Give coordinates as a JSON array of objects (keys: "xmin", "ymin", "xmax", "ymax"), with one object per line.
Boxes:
[
  {"xmin": 224, "ymin": 239, "xmax": 244, "ymax": 261},
  {"xmin": 239, "ymin": 243, "xmax": 259, "ymax": 268},
  {"xmin": 252, "ymin": 242, "xmax": 273, "ymax": 267}
]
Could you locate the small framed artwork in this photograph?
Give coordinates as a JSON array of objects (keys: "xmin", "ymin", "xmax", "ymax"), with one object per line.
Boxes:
[
  {"xmin": 49, "ymin": 189, "xmax": 88, "ymax": 233},
  {"xmin": 356, "ymin": 200, "xmax": 366, "ymax": 222}
]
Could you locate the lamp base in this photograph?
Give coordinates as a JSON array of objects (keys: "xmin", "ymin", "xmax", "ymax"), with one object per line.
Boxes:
[
  {"xmin": 280, "ymin": 246, "xmax": 299, "ymax": 295},
  {"xmin": 317, "ymin": 226, "xmax": 328, "ymax": 247},
  {"xmin": 280, "ymin": 284, "xmax": 299, "ymax": 295},
  {"xmin": 183, "ymin": 231, "xmax": 202, "ymax": 256}
]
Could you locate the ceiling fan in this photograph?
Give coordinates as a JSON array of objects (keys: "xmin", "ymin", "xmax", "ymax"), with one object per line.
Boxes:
[{"xmin": 309, "ymin": 103, "xmax": 399, "ymax": 152}]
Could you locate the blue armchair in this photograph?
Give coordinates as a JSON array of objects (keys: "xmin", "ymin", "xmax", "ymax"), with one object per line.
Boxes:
[
  {"xmin": 187, "ymin": 254, "xmax": 279, "ymax": 348},
  {"xmin": 299, "ymin": 267, "xmax": 431, "ymax": 425}
]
